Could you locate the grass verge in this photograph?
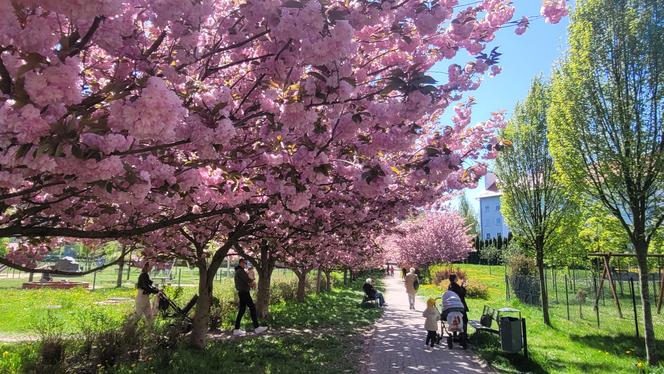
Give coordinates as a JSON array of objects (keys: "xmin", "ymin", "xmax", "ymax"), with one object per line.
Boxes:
[
  {"xmin": 0, "ymin": 271, "xmax": 382, "ymax": 373},
  {"xmin": 419, "ymin": 264, "xmax": 664, "ymax": 374}
]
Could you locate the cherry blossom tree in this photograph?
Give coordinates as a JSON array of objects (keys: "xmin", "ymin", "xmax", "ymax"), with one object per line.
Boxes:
[
  {"xmin": 383, "ymin": 210, "xmax": 474, "ymax": 267},
  {"xmin": 0, "ymin": 0, "xmax": 566, "ymax": 241},
  {"xmin": 0, "ymin": 0, "xmax": 568, "ymax": 349}
]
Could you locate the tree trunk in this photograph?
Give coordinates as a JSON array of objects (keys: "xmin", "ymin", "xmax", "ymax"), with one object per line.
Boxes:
[
  {"xmin": 294, "ymin": 269, "xmax": 309, "ymax": 302},
  {"xmin": 116, "ymin": 253, "xmax": 125, "ymax": 288},
  {"xmin": 343, "ymin": 269, "xmax": 348, "ymax": 287},
  {"xmin": 635, "ymin": 240, "xmax": 656, "ymax": 364},
  {"xmin": 255, "ymin": 261, "xmax": 274, "ymax": 319},
  {"xmin": 316, "ymin": 267, "xmax": 322, "ymax": 294},
  {"xmin": 190, "ymin": 265, "xmax": 212, "ymax": 350},
  {"xmin": 536, "ymin": 237, "xmax": 551, "ymax": 326},
  {"xmin": 324, "ymin": 270, "xmax": 331, "ymax": 291}
]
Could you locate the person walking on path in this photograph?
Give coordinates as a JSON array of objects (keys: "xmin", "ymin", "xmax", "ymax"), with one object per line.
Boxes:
[
  {"xmin": 364, "ymin": 275, "xmax": 493, "ymax": 373},
  {"xmin": 404, "ymin": 267, "xmax": 418, "ymax": 310},
  {"xmin": 422, "ymin": 298, "xmax": 440, "ymax": 348},
  {"xmin": 233, "ymin": 259, "xmax": 268, "ymax": 336},
  {"xmin": 135, "ymin": 262, "xmax": 159, "ymax": 324}
]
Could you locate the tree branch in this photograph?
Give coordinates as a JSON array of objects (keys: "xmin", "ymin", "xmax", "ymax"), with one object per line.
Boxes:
[{"xmin": 0, "ymin": 246, "xmax": 132, "ymax": 276}]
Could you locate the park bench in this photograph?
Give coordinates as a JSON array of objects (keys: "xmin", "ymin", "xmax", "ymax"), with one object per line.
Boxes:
[
  {"xmin": 361, "ymin": 293, "xmax": 379, "ymax": 307},
  {"xmin": 469, "ymin": 305, "xmax": 499, "ymax": 335}
]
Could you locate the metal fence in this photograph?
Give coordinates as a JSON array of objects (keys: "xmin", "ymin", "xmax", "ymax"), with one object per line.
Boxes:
[
  {"xmin": 505, "ymin": 267, "xmax": 663, "ymax": 338},
  {"xmin": 0, "ymin": 260, "xmax": 299, "ymax": 290}
]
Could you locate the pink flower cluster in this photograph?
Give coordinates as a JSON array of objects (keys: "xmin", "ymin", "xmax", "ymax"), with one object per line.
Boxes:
[
  {"xmin": 540, "ymin": 0, "xmax": 568, "ymax": 24},
  {"xmin": 0, "ymin": 0, "xmax": 566, "ymax": 276},
  {"xmin": 384, "ymin": 210, "xmax": 474, "ymax": 267},
  {"xmin": 109, "ymin": 77, "xmax": 185, "ymax": 141},
  {"xmin": 24, "ymin": 58, "xmax": 82, "ymax": 108}
]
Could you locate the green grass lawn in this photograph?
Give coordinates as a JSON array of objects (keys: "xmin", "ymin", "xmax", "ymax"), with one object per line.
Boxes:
[
  {"xmin": 419, "ymin": 264, "xmax": 664, "ymax": 373},
  {"xmin": 0, "ymin": 269, "xmax": 297, "ymax": 334},
  {"xmin": 112, "ymin": 283, "xmax": 382, "ymax": 374},
  {"xmin": 0, "ymin": 271, "xmax": 382, "ymax": 373},
  {"xmin": 0, "ymin": 288, "xmax": 134, "ymax": 334},
  {"xmin": 112, "ymin": 329, "xmax": 368, "ymax": 374}
]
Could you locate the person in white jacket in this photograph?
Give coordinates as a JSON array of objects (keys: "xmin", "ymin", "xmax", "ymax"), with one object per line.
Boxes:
[{"xmin": 422, "ymin": 298, "xmax": 440, "ymax": 348}]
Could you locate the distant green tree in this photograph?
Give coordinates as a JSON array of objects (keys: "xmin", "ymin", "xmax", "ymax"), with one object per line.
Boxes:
[
  {"xmin": 547, "ymin": 204, "xmax": 586, "ymax": 268},
  {"xmin": 479, "ymin": 244, "xmax": 501, "ymax": 274},
  {"xmin": 578, "ymin": 202, "xmax": 630, "ymax": 255},
  {"xmin": 547, "ymin": 0, "xmax": 663, "ymax": 363},
  {"xmin": 480, "ymin": 245, "xmax": 500, "ymax": 264},
  {"xmin": 497, "ymin": 77, "xmax": 573, "ymax": 326},
  {"xmin": 458, "ymin": 193, "xmax": 479, "ymax": 236}
]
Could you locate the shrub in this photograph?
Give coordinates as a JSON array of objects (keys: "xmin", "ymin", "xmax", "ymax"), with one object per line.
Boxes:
[
  {"xmin": 33, "ymin": 311, "xmax": 66, "ymax": 372},
  {"xmin": 272, "ymin": 281, "xmax": 297, "ymax": 303},
  {"xmin": 508, "ymin": 255, "xmax": 540, "ymax": 305},
  {"xmin": 432, "ymin": 267, "xmax": 467, "ymax": 286},
  {"xmin": 39, "ymin": 338, "xmax": 64, "ymax": 369},
  {"xmin": 431, "ymin": 266, "xmax": 488, "ymax": 299},
  {"xmin": 465, "ymin": 280, "xmax": 490, "ymax": 299},
  {"xmin": 209, "ymin": 296, "xmax": 222, "ymax": 331},
  {"xmin": 271, "ymin": 274, "xmax": 317, "ymax": 303},
  {"xmin": 75, "ymin": 307, "xmax": 117, "ymax": 359},
  {"xmin": 72, "ymin": 315, "xmax": 146, "ymax": 371},
  {"xmin": 438, "ymin": 279, "xmax": 489, "ymax": 300}
]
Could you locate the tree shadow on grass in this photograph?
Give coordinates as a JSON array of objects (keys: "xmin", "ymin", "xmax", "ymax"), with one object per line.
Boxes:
[
  {"xmin": 267, "ymin": 288, "xmax": 382, "ymax": 329},
  {"xmin": 568, "ymin": 332, "xmax": 664, "ymax": 361},
  {"xmin": 470, "ymin": 332, "xmax": 548, "ymax": 374},
  {"xmin": 126, "ymin": 330, "xmax": 362, "ymax": 374}
]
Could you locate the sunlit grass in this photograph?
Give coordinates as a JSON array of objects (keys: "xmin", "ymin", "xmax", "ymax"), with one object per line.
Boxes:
[
  {"xmin": 0, "ymin": 271, "xmax": 382, "ymax": 373},
  {"xmin": 420, "ymin": 264, "xmax": 664, "ymax": 373}
]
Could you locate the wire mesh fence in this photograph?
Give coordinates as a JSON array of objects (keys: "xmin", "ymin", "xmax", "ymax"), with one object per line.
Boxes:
[
  {"xmin": 505, "ymin": 267, "xmax": 663, "ymax": 338},
  {"xmin": 0, "ymin": 260, "xmax": 240, "ymax": 290}
]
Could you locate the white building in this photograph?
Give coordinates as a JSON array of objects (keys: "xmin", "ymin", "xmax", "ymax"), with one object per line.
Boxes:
[{"xmin": 478, "ymin": 173, "xmax": 510, "ymax": 240}]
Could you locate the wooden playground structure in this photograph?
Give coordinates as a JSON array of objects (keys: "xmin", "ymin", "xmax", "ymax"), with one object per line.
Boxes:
[{"xmin": 588, "ymin": 253, "xmax": 664, "ymax": 317}]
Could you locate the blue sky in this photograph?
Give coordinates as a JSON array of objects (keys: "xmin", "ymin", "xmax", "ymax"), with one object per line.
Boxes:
[{"xmin": 428, "ymin": 0, "xmax": 571, "ymax": 213}]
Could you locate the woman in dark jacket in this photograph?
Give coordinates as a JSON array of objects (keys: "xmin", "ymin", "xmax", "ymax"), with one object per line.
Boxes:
[{"xmin": 448, "ymin": 274, "xmax": 469, "ymax": 333}]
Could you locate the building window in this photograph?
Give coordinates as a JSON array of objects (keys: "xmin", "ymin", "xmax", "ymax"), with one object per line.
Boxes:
[
  {"xmin": 496, "ymin": 204, "xmax": 500, "ymax": 211},
  {"xmin": 485, "ymin": 205, "xmax": 489, "ymax": 211},
  {"xmin": 496, "ymin": 217, "xmax": 501, "ymax": 225},
  {"xmin": 486, "ymin": 233, "xmax": 491, "ymax": 239}
]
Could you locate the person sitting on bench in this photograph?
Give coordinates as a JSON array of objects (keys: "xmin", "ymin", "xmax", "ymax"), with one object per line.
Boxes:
[{"xmin": 363, "ymin": 278, "xmax": 386, "ymax": 307}]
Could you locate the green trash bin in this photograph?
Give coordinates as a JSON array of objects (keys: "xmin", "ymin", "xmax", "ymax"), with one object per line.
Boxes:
[{"xmin": 499, "ymin": 316, "xmax": 523, "ymax": 353}]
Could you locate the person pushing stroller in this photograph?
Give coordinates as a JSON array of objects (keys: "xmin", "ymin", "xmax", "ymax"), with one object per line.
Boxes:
[{"xmin": 441, "ymin": 288, "xmax": 468, "ymax": 349}]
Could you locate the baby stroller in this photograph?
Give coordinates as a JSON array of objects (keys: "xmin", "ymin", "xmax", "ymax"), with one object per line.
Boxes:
[
  {"xmin": 157, "ymin": 290, "xmax": 198, "ymax": 332},
  {"xmin": 438, "ymin": 291, "xmax": 468, "ymax": 349}
]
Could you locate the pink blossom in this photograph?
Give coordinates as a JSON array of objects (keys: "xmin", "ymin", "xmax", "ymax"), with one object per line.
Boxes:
[
  {"xmin": 540, "ymin": 0, "xmax": 568, "ymax": 24},
  {"xmin": 515, "ymin": 16, "xmax": 530, "ymax": 35}
]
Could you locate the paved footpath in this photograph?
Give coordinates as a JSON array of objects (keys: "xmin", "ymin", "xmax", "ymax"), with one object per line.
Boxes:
[{"xmin": 363, "ymin": 276, "xmax": 494, "ymax": 374}]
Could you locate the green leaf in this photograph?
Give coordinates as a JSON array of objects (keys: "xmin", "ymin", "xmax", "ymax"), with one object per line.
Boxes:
[{"xmin": 15, "ymin": 144, "xmax": 32, "ymax": 159}]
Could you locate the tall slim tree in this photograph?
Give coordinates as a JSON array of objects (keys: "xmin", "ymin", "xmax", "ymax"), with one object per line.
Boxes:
[
  {"xmin": 458, "ymin": 193, "xmax": 479, "ymax": 236},
  {"xmin": 547, "ymin": 0, "xmax": 663, "ymax": 364},
  {"xmin": 497, "ymin": 77, "xmax": 571, "ymax": 326}
]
